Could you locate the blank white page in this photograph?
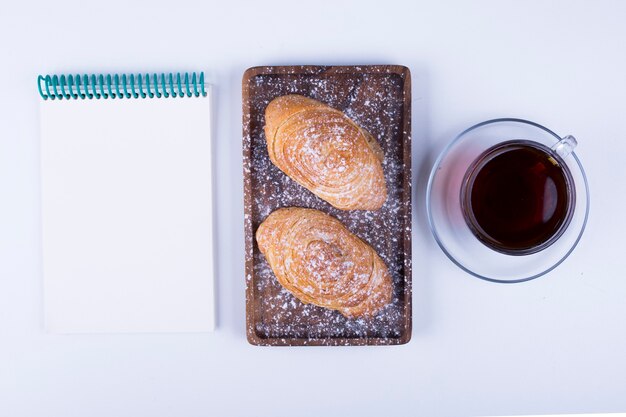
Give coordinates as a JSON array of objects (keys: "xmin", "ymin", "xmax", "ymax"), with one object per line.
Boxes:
[{"xmin": 40, "ymin": 93, "xmax": 214, "ymax": 333}]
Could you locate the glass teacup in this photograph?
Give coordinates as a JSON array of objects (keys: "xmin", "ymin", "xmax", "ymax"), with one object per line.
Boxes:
[{"xmin": 427, "ymin": 118, "xmax": 589, "ymax": 283}]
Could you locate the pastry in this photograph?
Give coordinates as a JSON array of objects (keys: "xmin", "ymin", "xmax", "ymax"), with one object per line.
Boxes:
[
  {"xmin": 264, "ymin": 95, "xmax": 387, "ymax": 210},
  {"xmin": 256, "ymin": 207, "xmax": 393, "ymax": 318}
]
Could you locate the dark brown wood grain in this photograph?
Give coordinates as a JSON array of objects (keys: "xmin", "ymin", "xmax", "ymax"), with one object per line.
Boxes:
[{"xmin": 242, "ymin": 65, "xmax": 412, "ymax": 346}]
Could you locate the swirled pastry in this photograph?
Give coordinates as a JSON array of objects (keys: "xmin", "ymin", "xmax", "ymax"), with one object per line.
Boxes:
[
  {"xmin": 264, "ymin": 95, "xmax": 387, "ymax": 210},
  {"xmin": 256, "ymin": 207, "xmax": 393, "ymax": 318}
]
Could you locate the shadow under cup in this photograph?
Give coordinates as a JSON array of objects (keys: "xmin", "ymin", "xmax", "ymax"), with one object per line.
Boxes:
[{"xmin": 427, "ymin": 118, "xmax": 589, "ymax": 283}]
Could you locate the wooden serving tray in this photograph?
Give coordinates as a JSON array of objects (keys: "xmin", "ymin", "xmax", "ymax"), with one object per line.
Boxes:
[{"xmin": 242, "ymin": 65, "xmax": 412, "ymax": 346}]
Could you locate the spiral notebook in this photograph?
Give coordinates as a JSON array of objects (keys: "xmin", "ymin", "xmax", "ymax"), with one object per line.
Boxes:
[{"xmin": 38, "ymin": 72, "xmax": 215, "ymax": 333}]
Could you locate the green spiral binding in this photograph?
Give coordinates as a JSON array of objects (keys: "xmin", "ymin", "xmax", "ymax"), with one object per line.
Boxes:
[{"xmin": 37, "ymin": 72, "xmax": 207, "ymax": 100}]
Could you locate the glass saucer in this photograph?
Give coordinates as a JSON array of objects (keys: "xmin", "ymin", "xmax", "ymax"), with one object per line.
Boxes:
[{"xmin": 426, "ymin": 118, "xmax": 590, "ymax": 283}]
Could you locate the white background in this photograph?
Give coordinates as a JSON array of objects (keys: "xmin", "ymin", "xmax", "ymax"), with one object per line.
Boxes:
[{"xmin": 1, "ymin": 1, "xmax": 625, "ymax": 416}]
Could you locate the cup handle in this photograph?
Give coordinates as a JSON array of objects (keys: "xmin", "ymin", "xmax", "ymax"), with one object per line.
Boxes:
[{"xmin": 551, "ymin": 135, "xmax": 578, "ymax": 159}]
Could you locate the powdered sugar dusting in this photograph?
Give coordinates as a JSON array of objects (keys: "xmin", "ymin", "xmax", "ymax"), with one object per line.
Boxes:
[{"xmin": 243, "ymin": 66, "xmax": 412, "ymax": 346}]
